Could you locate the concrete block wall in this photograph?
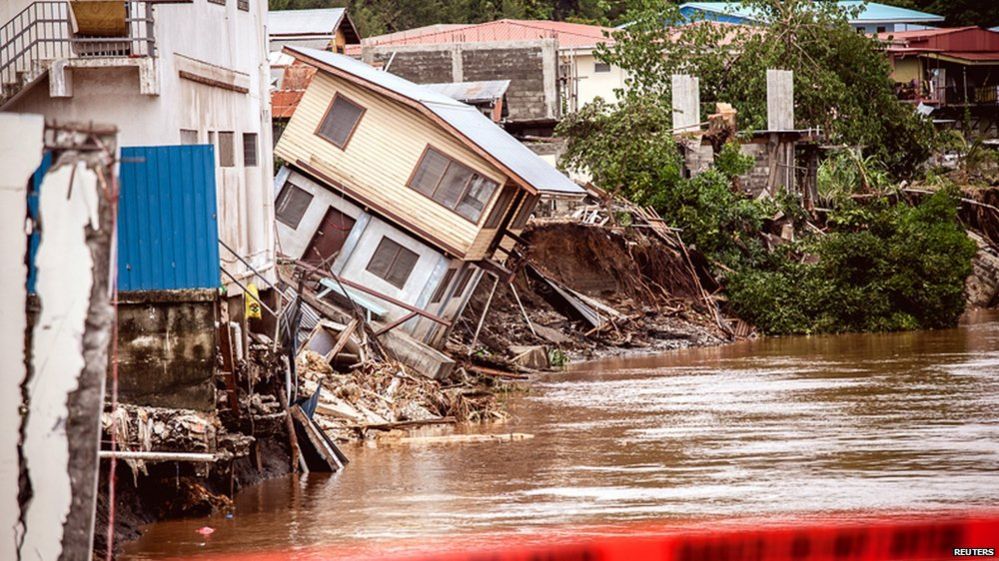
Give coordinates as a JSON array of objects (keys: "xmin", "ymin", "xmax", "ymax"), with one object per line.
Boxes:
[
  {"xmin": 115, "ymin": 290, "xmax": 217, "ymax": 411},
  {"xmin": 364, "ymin": 40, "xmax": 558, "ymax": 123}
]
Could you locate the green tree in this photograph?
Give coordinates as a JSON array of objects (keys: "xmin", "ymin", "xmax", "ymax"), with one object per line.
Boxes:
[{"xmin": 596, "ymin": 0, "xmax": 937, "ymax": 177}]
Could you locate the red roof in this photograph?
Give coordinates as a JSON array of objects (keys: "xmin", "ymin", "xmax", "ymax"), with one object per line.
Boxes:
[
  {"xmin": 355, "ymin": 19, "xmax": 615, "ymax": 50},
  {"xmin": 272, "ymin": 90, "xmax": 305, "ymax": 119},
  {"xmin": 881, "ymin": 26, "xmax": 999, "ymax": 59},
  {"xmin": 271, "ymin": 62, "xmax": 317, "ymax": 119}
]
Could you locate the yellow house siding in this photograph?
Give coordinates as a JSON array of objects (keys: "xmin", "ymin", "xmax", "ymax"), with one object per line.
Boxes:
[
  {"xmin": 891, "ymin": 57, "xmax": 922, "ymax": 84},
  {"xmin": 275, "ymin": 71, "xmax": 511, "ymax": 258}
]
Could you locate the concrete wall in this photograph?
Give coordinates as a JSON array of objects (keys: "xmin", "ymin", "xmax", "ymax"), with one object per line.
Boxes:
[
  {"xmin": 0, "ymin": 113, "xmax": 43, "ymax": 561},
  {"xmin": 7, "ymin": 0, "xmax": 276, "ymax": 290},
  {"xmin": 363, "ymin": 39, "xmax": 559, "ymax": 123},
  {"xmin": 116, "ymin": 290, "xmax": 218, "ymax": 411},
  {"xmin": 567, "ymin": 51, "xmax": 627, "ymax": 110}
]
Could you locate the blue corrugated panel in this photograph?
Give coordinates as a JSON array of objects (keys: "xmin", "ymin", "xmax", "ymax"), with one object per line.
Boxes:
[
  {"xmin": 27, "ymin": 151, "xmax": 53, "ymax": 294},
  {"xmin": 118, "ymin": 145, "xmax": 220, "ymax": 291}
]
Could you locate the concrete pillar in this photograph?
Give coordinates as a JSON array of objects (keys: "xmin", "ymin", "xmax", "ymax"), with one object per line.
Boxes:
[
  {"xmin": 767, "ymin": 69, "xmax": 794, "ymax": 131},
  {"xmin": 0, "ymin": 112, "xmax": 44, "ymax": 561},
  {"xmin": 671, "ymin": 74, "xmax": 701, "ymax": 133}
]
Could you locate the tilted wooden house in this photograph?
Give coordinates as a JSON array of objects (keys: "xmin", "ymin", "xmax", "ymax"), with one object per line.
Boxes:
[{"xmin": 273, "ymin": 47, "xmax": 584, "ymax": 347}]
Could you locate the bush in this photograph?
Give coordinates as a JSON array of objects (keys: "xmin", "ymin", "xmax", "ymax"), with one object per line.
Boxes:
[{"xmin": 728, "ymin": 188, "xmax": 976, "ymax": 335}]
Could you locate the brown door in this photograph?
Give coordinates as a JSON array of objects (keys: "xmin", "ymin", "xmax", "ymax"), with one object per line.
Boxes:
[{"xmin": 304, "ymin": 207, "xmax": 356, "ymax": 266}]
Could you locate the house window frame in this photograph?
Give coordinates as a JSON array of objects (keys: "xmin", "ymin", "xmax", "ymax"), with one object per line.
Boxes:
[
  {"xmin": 405, "ymin": 144, "xmax": 500, "ymax": 225},
  {"xmin": 242, "ymin": 132, "xmax": 258, "ymax": 167},
  {"xmin": 237, "ymin": 0, "xmax": 249, "ymax": 11},
  {"xmin": 593, "ymin": 62, "xmax": 612, "ymax": 73},
  {"xmin": 275, "ymin": 182, "xmax": 314, "ymax": 229},
  {"xmin": 217, "ymin": 131, "xmax": 236, "ymax": 168},
  {"xmin": 365, "ymin": 236, "xmax": 420, "ymax": 290},
  {"xmin": 315, "ymin": 92, "xmax": 366, "ymax": 150}
]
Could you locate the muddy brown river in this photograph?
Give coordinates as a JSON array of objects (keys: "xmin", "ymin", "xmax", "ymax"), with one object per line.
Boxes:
[{"xmin": 124, "ymin": 312, "xmax": 999, "ymax": 560}]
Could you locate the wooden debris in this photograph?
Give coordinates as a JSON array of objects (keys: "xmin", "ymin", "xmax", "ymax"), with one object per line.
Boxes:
[{"xmin": 388, "ymin": 433, "xmax": 534, "ymax": 445}]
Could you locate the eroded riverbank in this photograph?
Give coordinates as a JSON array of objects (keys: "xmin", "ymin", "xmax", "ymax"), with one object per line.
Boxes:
[{"xmin": 123, "ymin": 311, "xmax": 999, "ymax": 560}]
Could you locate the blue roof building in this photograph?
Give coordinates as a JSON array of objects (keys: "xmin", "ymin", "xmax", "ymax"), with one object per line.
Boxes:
[{"xmin": 678, "ymin": 2, "xmax": 945, "ymax": 33}]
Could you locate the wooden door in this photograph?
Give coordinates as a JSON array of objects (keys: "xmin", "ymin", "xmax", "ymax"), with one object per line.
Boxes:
[{"xmin": 304, "ymin": 207, "xmax": 356, "ymax": 266}]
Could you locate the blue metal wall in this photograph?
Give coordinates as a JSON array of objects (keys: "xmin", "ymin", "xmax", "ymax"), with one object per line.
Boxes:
[
  {"xmin": 27, "ymin": 152, "xmax": 53, "ymax": 294},
  {"xmin": 118, "ymin": 145, "xmax": 220, "ymax": 291}
]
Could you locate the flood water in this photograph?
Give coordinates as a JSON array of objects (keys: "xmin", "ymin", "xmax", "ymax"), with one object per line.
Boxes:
[{"xmin": 124, "ymin": 311, "xmax": 999, "ymax": 560}]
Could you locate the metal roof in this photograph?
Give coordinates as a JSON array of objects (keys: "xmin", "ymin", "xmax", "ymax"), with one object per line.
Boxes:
[
  {"xmin": 423, "ymin": 80, "xmax": 511, "ymax": 103},
  {"xmin": 269, "ymin": 8, "xmax": 348, "ymax": 36},
  {"xmin": 679, "ymin": 2, "xmax": 944, "ymax": 24},
  {"xmin": 285, "ymin": 47, "xmax": 584, "ymax": 196},
  {"xmin": 358, "ymin": 19, "xmax": 615, "ymax": 49}
]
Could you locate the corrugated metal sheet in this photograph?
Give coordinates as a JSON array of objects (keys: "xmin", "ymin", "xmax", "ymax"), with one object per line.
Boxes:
[
  {"xmin": 679, "ymin": 2, "xmax": 943, "ymax": 24},
  {"xmin": 118, "ymin": 145, "xmax": 220, "ymax": 291},
  {"xmin": 269, "ymin": 8, "xmax": 346, "ymax": 36},
  {"xmin": 287, "ymin": 47, "xmax": 585, "ymax": 196},
  {"xmin": 424, "ymin": 80, "xmax": 510, "ymax": 103}
]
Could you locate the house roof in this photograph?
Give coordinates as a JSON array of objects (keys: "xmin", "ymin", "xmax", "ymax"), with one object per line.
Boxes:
[
  {"xmin": 268, "ymin": 8, "xmax": 360, "ymax": 43},
  {"xmin": 358, "ymin": 19, "xmax": 614, "ymax": 50},
  {"xmin": 881, "ymin": 26, "xmax": 999, "ymax": 63},
  {"xmin": 423, "ymin": 80, "xmax": 511, "ymax": 104},
  {"xmin": 679, "ymin": 2, "xmax": 944, "ymax": 24},
  {"xmin": 284, "ymin": 46, "xmax": 584, "ymax": 197}
]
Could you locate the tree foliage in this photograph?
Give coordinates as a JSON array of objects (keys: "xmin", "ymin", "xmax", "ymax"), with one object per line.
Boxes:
[
  {"xmin": 596, "ymin": 0, "xmax": 936, "ymax": 177},
  {"xmin": 728, "ymin": 188, "xmax": 977, "ymax": 334}
]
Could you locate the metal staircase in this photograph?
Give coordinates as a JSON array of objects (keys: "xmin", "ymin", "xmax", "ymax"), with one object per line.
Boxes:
[{"xmin": 0, "ymin": 1, "xmax": 156, "ymax": 107}]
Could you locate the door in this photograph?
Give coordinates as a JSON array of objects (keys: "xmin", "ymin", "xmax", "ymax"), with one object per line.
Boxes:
[{"xmin": 304, "ymin": 207, "xmax": 356, "ymax": 267}]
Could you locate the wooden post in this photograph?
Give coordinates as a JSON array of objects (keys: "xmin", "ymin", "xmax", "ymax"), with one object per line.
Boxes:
[
  {"xmin": 509, "ymin": 282, "xmax": 537, "ymax": 337},
  {"xmin": 470, "ymin": 275, "xmax": 500, "ymax": 352}
]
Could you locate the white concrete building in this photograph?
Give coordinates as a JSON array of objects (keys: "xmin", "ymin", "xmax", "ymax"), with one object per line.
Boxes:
[{"xmin": 1, "ymin": 0, "xmax": 276, "ymax": 286}]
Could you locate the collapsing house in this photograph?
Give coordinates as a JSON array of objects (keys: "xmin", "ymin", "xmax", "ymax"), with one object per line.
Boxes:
[{"xmin": 272, "ymin": 47, "xmax": 585, "ymax": 365}]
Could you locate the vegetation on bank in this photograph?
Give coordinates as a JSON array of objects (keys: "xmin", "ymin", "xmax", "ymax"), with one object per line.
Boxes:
[{"xmin": 558, "ymin": 0, "xmax": 979, "ymax": 336}]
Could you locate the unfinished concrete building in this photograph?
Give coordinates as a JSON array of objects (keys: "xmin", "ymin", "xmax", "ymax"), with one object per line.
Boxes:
[{"xmin": 273, "ymin": 48, "xmax": 584, "ymax": 366}]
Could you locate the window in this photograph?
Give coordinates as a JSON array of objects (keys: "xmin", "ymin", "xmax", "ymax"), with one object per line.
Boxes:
[
  {"xmin": 218, "ymin": 131, "xmax": 235, "ymax": 167},
  {"xmin": 275, "ymin": 183, "xmax": 313, "ymax": 229},
  {"xmin": 408, "ymin": 147, "xmax": 499, "ymax": 222},
  {"xmin": 242, "ymin": 132, "xmax": 258, "ymax": 167},
  {"xmin": 237, "ymin": 0, "xmax": 248, "ymax": 11},
  {"xmin": 366, "ymin": 237, "xmax": 419, "ymax": 289},
  {"xmin": 317, "ymin": 93, "xmax": 365, "ymax": 149},
  {"xmin": 208, "ymin": 0, "xmax": 225, "ymax": 5},
  {"xmin": 180, "ymin": 129, "xmax": 199, "ymax": 145},
  {"xmin": 430, "ymin": 268, "xmax": 456, "ymax": 304},
  {"xmin": 484, "ymin": 187, "xmax": 515, "ymax": 229},
  {"xmin": 876, "ymin": 26, "xmax": 886, "ymax": 33},
  {"xmin": 594, "ymin": 62, "xmax": 611, "ymax": 73},
  {"xmin": 453, "ymin": 268, "xmax": 474, "ymax": 297}
]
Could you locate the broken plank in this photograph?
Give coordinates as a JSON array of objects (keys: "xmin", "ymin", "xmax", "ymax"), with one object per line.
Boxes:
[
  {"xmin": 289, "ymin": 405, "xmax": 343, "ymax": 472},
  {"xmin": 390, "ymin": 433, "xmax": 534, "ymax": 445},
  {"xmin": 351, "ymin": 417, "xmax": 456, "ymax": 431}
]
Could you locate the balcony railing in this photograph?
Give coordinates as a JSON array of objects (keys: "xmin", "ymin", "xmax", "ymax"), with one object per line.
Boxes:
[{"xmin": 0, "ymin": 1, "xmax": 155, "ymax": 102}]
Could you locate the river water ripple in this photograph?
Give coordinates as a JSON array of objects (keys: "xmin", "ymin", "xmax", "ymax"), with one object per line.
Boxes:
[{"xmin": 124, "ymin": 311, "xmax": 999, "ymax": 559}]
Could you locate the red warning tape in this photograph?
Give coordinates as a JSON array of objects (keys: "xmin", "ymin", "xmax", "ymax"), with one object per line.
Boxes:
[{"xmin": 193, "ymin": 515, "xmax": 999, "ymax": 561}]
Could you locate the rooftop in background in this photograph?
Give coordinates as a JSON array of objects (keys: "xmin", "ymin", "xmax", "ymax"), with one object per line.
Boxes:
[
  {"xmin": 284, "ymin": 46, "xmax": 585, "ymax": 196},
  {"xmin": 678, "ymin": 1, "xmax": 944, "ymax": 26},
  {"xmin": 880, "ymin": 26, "xmax": 999, "ymax": 64},
  {"xmin": 424, "ymin": 80, "xmax": 511, "ymax": 104},
  {"xmin": 268, "ymin": 8, "xmax": 361, "ymax": 47},
  {"xmin": 349, "ymin": 18, "xmax": 615, "ymax": 54}
]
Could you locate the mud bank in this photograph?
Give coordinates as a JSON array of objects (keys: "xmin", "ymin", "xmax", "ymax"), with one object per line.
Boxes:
[
  {"xmin": 449, "ymin": 222, "xmax": 737, "ymax": 363},
  {"xmin": 92, "ymin": 435, "xmax": 291, "ymax": 559}
]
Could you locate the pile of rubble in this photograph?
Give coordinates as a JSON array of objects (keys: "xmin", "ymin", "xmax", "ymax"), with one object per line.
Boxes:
[{"xmin": 295, "ymin": 350, "xmax": 506, "ymax": 442}]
